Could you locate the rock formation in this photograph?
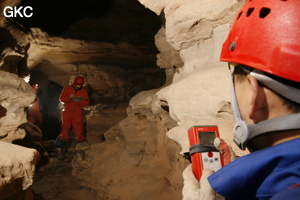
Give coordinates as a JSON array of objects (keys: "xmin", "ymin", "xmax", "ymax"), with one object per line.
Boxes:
[
  {"xmin": 0, "ymin": 32, "xmax": 40, "ymax": 199},
  {"xmin": 71, "ymin": 0, "xmax": 249, "ymax": 199},
  {"xmin": 0, "ymin": 0, "xmax": 250, "ymax": 199},
  {"xmin": 0, "ymin": 142, "xmax": 39, "ymax": 200},
  {"xmin": 138, "ymin": 0, "xmax": 248, "ymax": 155}
]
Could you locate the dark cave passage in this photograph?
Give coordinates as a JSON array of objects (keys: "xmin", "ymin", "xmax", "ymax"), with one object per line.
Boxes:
[
  {"xmin": 0, "ymin": 0, "xmax": 185, "ymax": 199},
  {"xmin": 14, "ymin": 0, "xmax": 165, "ymax": 142}
]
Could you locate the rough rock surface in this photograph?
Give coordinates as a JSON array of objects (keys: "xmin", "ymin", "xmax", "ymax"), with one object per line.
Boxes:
[
  {"xmin": 137, "ymin": 0, "xmax": 248, "ymax": 197},
  {"xmin": 0, "ymin": 4, "xmax": 46, "ymax": 198},
  {"xmin": 138, "ymin": 0, "xmax": 248, "ymax": 155},
  {"xmin": 0, "ymin": 0, "xmax": 251, "ymax": 199},
  {"xmin": 0, "ymin": 141, "xmax": 39, "ymax": 200},
  {"xmin": 0, "ymin": 71, "xmax": 35, "ymax": 142},
  {"xmin": 36, "ymin": 0, "xmax": 248, "ymax": 199},
  {"xmin": 65, "ymin": 90, "xmax": 186, "ymax": 199},
  {"xmin": 26, "ymin": 29, "xmax": 166, "ymax": 105},
  {"xmin": 0, "ymin": 47, "xmax": 43, "ymax": 200}
]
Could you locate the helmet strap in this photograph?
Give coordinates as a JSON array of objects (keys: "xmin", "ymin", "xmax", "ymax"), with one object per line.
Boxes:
[
  {"xmin": 233, "ymin": 114, "xmax": 300, "ymax": 150},
  {"xmin": 250, "ymin": 69, "xmax": 300, "ymax": 104}
]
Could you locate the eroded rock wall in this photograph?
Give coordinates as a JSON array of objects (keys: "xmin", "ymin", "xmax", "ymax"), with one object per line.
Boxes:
[
  {"xmin": 0, "ymin": 51, "xmax": 40, "ymax": 200},
  {"xmin": 0, "ymin": 2, "xmax": 43, "ymax": 198},
  {"xmin": 139, "ymin": 0, "xmax": 248, "ymax": 155},
  {"xmin": 73, "ymin": 89, "xmax": 185, "ymax": 199},
  {"xmin": 0, "ymin": 0, "xmax": 249, "ymax": 199},
  {"xmin": 72, "ymin": 1, "xmax": 248, "ymax": 200},
  {"xmin": 26, "ymin": 28, "xmax": 165, "ymax": 105},
  {"xmin": 0, "ymin": 141, "xmax": 39, "ymax": 200}
]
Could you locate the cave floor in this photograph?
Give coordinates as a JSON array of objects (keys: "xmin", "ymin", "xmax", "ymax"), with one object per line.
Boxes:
[{"xmin": 32, "ymin": 145, "xmax": 97, "ymax": 200}]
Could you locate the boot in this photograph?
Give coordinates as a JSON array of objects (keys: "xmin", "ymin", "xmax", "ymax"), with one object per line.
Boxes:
[{"xmin": 59, "ymin": 141, "xmax": 67, "ymax": 160}]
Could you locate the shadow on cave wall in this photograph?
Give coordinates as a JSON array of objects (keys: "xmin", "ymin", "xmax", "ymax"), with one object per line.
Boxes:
[
  {"xmin": 13, "ymin": 0, "xmax": 115, "ymax": 36},
  {"xmin": 29, "ymin": 70, "xmax": 62, "ymax": 140}
]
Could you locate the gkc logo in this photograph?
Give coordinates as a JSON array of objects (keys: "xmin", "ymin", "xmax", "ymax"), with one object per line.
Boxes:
[{"xmin": 3, "ymin": 6, "xmax": 33, "ymax": 18}]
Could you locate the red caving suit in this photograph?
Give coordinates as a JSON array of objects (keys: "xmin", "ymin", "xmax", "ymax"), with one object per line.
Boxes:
[{"xmin": 60, "ymin": 85, "xmax": 89, "ymax": 142}]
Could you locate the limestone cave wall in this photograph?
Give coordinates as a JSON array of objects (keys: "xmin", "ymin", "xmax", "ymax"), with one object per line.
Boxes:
[
  {"xmin": 0, "ymin": 0, "xmax": 248, "ymax": 199},
  {"xmin": 61, "ymin": 0, "xmax": 249, "ymax": 199}
]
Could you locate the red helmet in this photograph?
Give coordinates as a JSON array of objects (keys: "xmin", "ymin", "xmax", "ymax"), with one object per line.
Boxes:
[
  {"xmin": 220, "ymin": 0, "xmax": 300, "ymax": 83},
  {"xmin": 73, "ymin": 76, "xmax": 85, "ymax": 88},
  {"xmin": 31, "ymin": 84, "xmax": 38, "ymax": 89}
]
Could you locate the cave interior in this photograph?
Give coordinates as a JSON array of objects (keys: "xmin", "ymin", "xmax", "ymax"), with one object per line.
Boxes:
[{"xmin": 6, "ymin": 0, "xmax": 166, "ymax": 140}]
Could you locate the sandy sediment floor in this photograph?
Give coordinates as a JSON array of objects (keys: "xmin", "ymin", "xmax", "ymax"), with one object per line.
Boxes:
[{"xmin": 32, "ymin": 145, "xmax": 97, "ymax": 200}]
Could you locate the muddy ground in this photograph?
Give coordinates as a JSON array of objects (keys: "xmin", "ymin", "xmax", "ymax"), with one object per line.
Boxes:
[{"xmin": 32, "ymin": 145, "xmax": 97, "ymax": 200}]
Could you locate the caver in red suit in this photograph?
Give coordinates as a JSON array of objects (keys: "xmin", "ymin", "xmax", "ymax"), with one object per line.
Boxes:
[{"xmin": 60, "ymin": 76, "xmax": 89, "ymax": 142}]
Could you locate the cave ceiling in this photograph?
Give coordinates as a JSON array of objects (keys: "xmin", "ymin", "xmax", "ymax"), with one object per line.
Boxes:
[{"xmin": 11, "ymin": 0, "xmax": 162, "ymax": 68}]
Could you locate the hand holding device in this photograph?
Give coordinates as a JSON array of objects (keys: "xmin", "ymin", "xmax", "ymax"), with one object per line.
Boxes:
[
  {"xmin": 70, "ymin": 94, "xmax": 88, "ymax": 102},
  {"xmin": 182, "ymin": 164, "xmax": 216, "ymax": 200},
  {"xmin": 70, "ymin": 94, "xmax": 80, "ymax": 102},
  {"xmin": 188, "ymin": 125, "xmax": 224, "ymax": 181},
  {"xmin": 214, "ymin": 137, "xmax": 236, "ymax": 166},
  {"xmin": 182, "ymin": 126, "xmax": 235, "ymax": 200}
]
